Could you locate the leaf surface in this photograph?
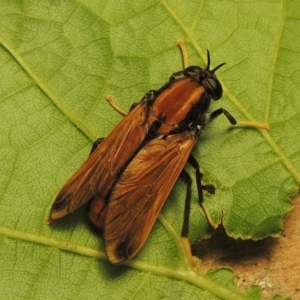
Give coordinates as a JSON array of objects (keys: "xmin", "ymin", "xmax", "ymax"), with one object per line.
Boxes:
[{"xmin": 0, "ymin": 0, "xmax": 299, "ymax": 299}]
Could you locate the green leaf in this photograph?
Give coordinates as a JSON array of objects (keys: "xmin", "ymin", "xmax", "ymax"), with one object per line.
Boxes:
[{"xmin": 0, "ymin": 0, "xmax": 299, "ymax": 299}]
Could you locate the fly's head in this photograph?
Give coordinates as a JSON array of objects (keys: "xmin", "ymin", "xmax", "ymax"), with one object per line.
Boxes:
[{"xmin": 183, "ymin": 50, "xmax": 225, "ymax": 101}]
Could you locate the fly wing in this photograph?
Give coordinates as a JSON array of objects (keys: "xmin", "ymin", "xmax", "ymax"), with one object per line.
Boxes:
[
  {"xmin": 48, "ymin": 100, "xmax": 149, "ymax": 221},
  {"xmin": 104, "ymin": 131, "xmax": 199, "ymax": 264}
]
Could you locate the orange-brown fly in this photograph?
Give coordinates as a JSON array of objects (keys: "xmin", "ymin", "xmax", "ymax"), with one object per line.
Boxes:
[{"xmin": 48, "ymin": 40, "xmax": 268, "ymax": 265}]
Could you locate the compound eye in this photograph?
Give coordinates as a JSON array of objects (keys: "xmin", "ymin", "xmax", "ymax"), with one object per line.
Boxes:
[{"xmin": 204, "ymin": 77, "xmax": 223, "ymax": 100}]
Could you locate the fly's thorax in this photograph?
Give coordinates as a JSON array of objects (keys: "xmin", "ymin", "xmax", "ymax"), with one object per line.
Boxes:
[{"xmin": 147, "ymin": 78, "xmax": 209, "ymax": 135}]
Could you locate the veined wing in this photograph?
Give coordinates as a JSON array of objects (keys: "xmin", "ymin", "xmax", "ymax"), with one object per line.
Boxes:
[
  {"xmin": 104, "ymin": 131, "xmax": 199, "ymax": 264},
  {"xmin": 49, "ymin": 100, "xmax": 149, "ymax": 221}
]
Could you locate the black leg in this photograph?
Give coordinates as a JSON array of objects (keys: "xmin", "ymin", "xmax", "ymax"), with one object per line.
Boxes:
[
  {"xmin": 209, "ymin": 108, "xmax": 237, "ymax": 125},
  {"xmin": 179, "ymin": 168, "xmax": 198, "ymax": 269},
  {"xmin": 179, "ymin": 169, "xmax": 192, "ymax": 238},
  {"xmin": 89, "ymin": 137, "xmax": 105, "ymax": 156},
  {"xmin": 202, "ymin": 183, "xmax": 215, "ymax": 195},
  {"xmin": 187, "ymin": 155, "xmax": 203, "ymax": 205},
  {"xmin": 187, "ymin": 155, "xmax": 218, "ymax": 229},
  {"xmin": 210, "ymin": 108, "xmax": 270, "ymax": 130}
]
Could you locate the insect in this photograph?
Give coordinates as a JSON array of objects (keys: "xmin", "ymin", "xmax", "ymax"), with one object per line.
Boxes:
[{"xmin": 48, "ymin": 40, "xmax": 268, "ymax": 265}]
